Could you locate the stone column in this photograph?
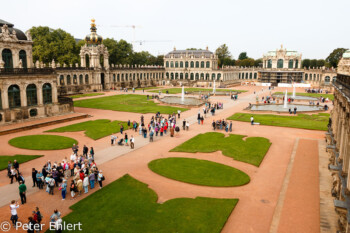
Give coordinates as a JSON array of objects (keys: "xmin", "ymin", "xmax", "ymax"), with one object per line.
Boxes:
[
  {"xmin": 37, "ymin": 83, "xmax": 43, "ymax": 105},
  {"xmin": 1, "ymin": 86, "xmax": 9, "ymax": 109},
  {"xmin": 80, "ymin": 55, "xmax": 85, "ymax": 68},
  {"xmin": 52, "ymin": 83, "xmax": 58, "ymax": 103},
  {"xmin": 20, "ymin": 84, "xmax": 27, "ymax": 107},
  {"xmin": 12, "ymin": 49, "xmax": 19, "ymax": 68}
]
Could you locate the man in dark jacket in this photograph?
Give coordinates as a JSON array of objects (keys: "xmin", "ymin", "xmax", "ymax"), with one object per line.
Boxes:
[{"xmin": 31, "ymin": 168, "xmax": 37, "ymax": 187}]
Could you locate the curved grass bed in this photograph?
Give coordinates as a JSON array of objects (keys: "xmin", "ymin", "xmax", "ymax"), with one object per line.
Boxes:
[
  {"xmin": 0, "ymin": 155, "xmax": 43, "ymax": 171},
  {"xmin": 149, "ymin": 157, "xmax": 250, "ymax": 187},
  {"xmin": 63, "ymin": 174, "xmax": 238, "ymax": 233},
  {"xmin": 9, "ymin": 135, "xmax": 78, "ymax": 150}
]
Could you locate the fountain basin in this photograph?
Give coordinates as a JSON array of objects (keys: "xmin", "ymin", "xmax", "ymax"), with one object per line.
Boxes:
[
  {"xmin": 160, "ymin": 96, "xmax": 204, "ymax": 107},
  {"xmin": 273, "ymin": 95, "xmax": 319, "ymax": 101},
  {"xmin": 249, "ymin": 104, "xmax": 324, "ymax": 113}
]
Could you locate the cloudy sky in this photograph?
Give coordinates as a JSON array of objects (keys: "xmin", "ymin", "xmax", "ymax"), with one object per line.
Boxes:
[{"xmin": 2, "ymin": 0, "xmax": 349, "ymax": 59}]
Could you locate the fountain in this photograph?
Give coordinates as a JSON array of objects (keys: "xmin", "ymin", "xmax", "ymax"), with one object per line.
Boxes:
[
  {"xmin": 213, "ymin": 80, "xmax": 216, "ymax": 94},
  {"xmin": 181, "ymin": 85, "xmax": 185, "ymax": 102},
  {"xmin": 292, "ymin": 83, "xmax": 296, "ymax": 98},
  {"xmin": 283, "ymin": 89, "xmax": 288, "ymax": 108}
]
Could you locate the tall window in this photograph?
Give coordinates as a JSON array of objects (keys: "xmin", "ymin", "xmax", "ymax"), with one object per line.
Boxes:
[
  {"xmin": 175, "ymin": 73, "xmax": 178, "ymax": 79},
  {"xmin": 190, "ymin": 61, "xmax": 194, "ymax": 68},
  {"xmin": 113, "ymin": 74, "xmax": 116, "ymax": 82},
  {"xmin": 2, "ymin": 49, "xmax": 13, "ymax": 69},
  {"xmin": 201, "ymin": 61, "xmax": 204, "ymax": 68},
  {"xmin": 59, "ymin": 75, "xmax": 65, "ymax": 85},
  {"xmin": 249, "ymin": 73, "xmax": 252, "ymax": 79},
  {"xmin": 8, "ymin": 85, "xmax": 21, "ymax": 108},
  {"xmin": 305, "ymin": 74, "xmax": 308, "ymax": 80},
  {"xmin": 73, "ymin": 75, "xmax": 78, "ymax": 84},
  {"xmin": 19, "ymin": 50, "xmax": 27, "ymax": 68},
  {"xmin": 195, "ymin": 73, "xmax": 199, "ymax": 80},
  {"xmin": 212, "ymin": 73, "xmax": 215, "ymax": 80},
  {"xmin": 166, "ymin": 72, "xmax": 169, "ymax": 79},
  {"xmin": 190, "ymin": 73, "xmax": 194, "ymax": 80},
  {"xmin": 85, "ymin": 54, "xmax": 90, "ymax": 67},
  {"xmin": 206, "ymin": 73, "xmax": 209, "ymax": 80},
  {"xmin": 170, "ymin": 61, "xmax": 174, "ymax": 67},
  {"xmin": 79, "ymin": 75, "xmax": 83, "ymax": 84},
  {"xmin": 206, "ymin": 61, "xmax": 210, "ymax": 68},
  {"xmin": 180, "ymin": 73, "xmax": 183, "ymax": 79},
  {"xmin": 42, "ymin": 83, "xmax": 52, "ymax": 104},
  {"xmin": 166, "ymin": 61, "xmax": 169, "ymax": 67},
  {"xmin": 295, "ymin": 60, "xmax": 299, "ymax": 68},
  {"xmin": 185, "ymin": 73, "xmax": 188, "ymax": 79},
  {"xmin": 175, "ymin": 61, "xmax": 178, "ymax": 68},
  {"xmin": 288, "ymin": 59, "xmax": 293, "ymax": 69},
  {"xmin": 217, "ymin": 73, "xmax": 221, "ymax": 80},
  {"xmin": 185, "ymin": 61, "xmax": 189, "ymax": 68},
  {"xmin": 239, "ymin": 73, "xmax": 241, "ymax": 79},
  {"xmin": 180, "ymin": 61, "xmax": 183, "ymax": 68},
  {"xmin": 100, "ymin": 54, "xmax": 104, "ymax": 67},
  {"xmin": 85, "ymin": 74, "xmax": 89, "ymax": 84},
  {"xmin": 325, "ymin": 76, "xmax": 330, "ymax": 83},
  {"xmin": 195, "ymin": 61, "xmax": 199, "ymax": 68},
  {"xmin": 254, "ymin": 73, "xmax": 257, "ymax": 79},
  {"xmin": 277, "ymin": 59, "xmax": 284, "ymax": 68},
  {"xmin": 200, "ymin": 73, "xmax": 204, "ymax": 79},
  {"xmin": 26, "ymin": 84, "xmax": 37, "ymax": 106},
  {"xmin": 171, "ymin": 73, "xmax": 174, "ymax": 79},
  {"xmin": 67, "ymin": 75, "xmax": 71, "ymax": 85},
  {"xmin": 267, "ymin": 59, "xmax": 272, "ymax": 68}
]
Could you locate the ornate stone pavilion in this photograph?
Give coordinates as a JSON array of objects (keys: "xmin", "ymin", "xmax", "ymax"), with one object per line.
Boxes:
[
  {"xmin": 0, "ymin": 20, "xmax": 72, "ymax": 125},
  {"xmin": 326, "ymin": 50, "xmax": 350, "ymax": 232},
  {"xmin": 163, "ymin": 47, "xmax": 238, "ymax": 87}
]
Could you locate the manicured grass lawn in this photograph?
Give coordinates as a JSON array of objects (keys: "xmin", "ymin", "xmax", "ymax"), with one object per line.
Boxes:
[
  {"xmin": 63, "ymin": 174, "xmax": 237, "ymax": 233},
  {"xmin": 74, "ymin": 94, "xmax": 188, "ymax": 114},
  {"xmin": 273, "ymin": 92, "xmax": 334, "ymax": 100},
  {"xmin": 0, "ymin": 155, "xmax": 43, "ymax": 171},
  {"xmin": 149, "ymin": 157, "xmax": 250, "ymax": 187},
  {"xmin": 170, "ymin": 132, "xmax": 271, "ymax": 166},
  {"xmin": 135, "ymin": 86, "xmax": 161, "ymax": 90},
  {"xmin": 150, "ymin": 88, "xmax": 247, "ymax": 94},
  {"xmin": 47, "ymin": 119, "xmax": 129, "ymax": 140},
  {"xmin": 228, "ymin": 113, "xmax": 329, "ymax": 131},
  {"xmin": 9, "ymin": 135, "xmax": 78, "ymax": 150},
  {"xmin": 70, "ymin": 93, "xmax": 104, "ymax": 99}
]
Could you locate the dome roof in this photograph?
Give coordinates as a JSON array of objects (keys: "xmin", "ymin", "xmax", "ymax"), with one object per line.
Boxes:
[
  {"xmin": 0, "ymin": 19, "xmax": 28, "ymax": 41},
  {"xmin": 85, "ymin": 19, "xmax": 102, "ymax": 46}
]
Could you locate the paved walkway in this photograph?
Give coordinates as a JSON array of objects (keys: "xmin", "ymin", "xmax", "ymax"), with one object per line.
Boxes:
[{"xmin": 0, "ymin": 86, "xmax": 333, "ymax": 233}]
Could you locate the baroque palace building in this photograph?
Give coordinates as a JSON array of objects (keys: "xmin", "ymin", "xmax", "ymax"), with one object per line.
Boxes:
[{"xmin": 327, "ymin": 50, "xmax": 350, "ymax": 233}]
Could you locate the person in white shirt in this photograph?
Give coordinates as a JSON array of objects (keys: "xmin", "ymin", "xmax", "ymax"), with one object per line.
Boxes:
[
  {"xmin": 250, "ymin": 116, "xmax": 254, "ymax": 125},
  {"xmin": 70, "ymin": 154, "xmax": 76, "ymax": 162},
  {"xmin": 130, "ymin": 136, "xmax": 135, "ymax": 149},
  {"xmin": 10, "ymin": 200, "xmax": 19, "ymax": 226}
]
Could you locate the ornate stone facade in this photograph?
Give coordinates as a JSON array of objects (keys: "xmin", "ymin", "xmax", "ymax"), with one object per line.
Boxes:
[{"xmin": 327, "ymin": 50, "xmax": 350, "ymax": 232}]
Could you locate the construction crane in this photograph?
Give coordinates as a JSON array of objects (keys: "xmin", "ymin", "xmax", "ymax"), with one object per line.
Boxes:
[
  {"xmin": 133, "ymin": 40, "xmax": 172, "ymax": 45},
  {"xmin": 109, "ymin": 25, "xmax": 142, "ymax": 42}
]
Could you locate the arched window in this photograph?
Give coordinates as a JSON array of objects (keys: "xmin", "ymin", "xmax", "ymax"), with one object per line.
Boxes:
[
  {"xmin": 333, "ymin": 77, "xmax": 337, "ymax": 82},
  {"xmin": 26, "ymin": 84, "xmax": 37, "ymax": 106},
  {"xmin": 73, "ymin": 75, "xmax": 78, "ymax": 84},
  {"xmin": 249, "ymin": 73, "xmax": 252, "ymax": 79},
  {"xmin": 8, "ymin": 85, "xmax": 21, "ymax": 108},
  {"xmin": 190, "ymin": 73, "xmax": 194, "ymax": 80},
  {"xmin": 85, "ymin": 74, "xmax": 89, "ymax": 84},
  {"xmin": 100, "ymin": 54, "xmax": 104, "ymax": 67},
  {"xmin": 67, "ymin": 75, "xmax": 71, "ymax": 85},
  {"xmin": 59, "ymin": 75, "xmax": 65, "ymax": 85},
  {"xmin": 133, "ymin": 73, "xmax": 136, "ymax": 81},
  {"xmin": 185, "ymin": 61, "xmax": 189, "ymax": 68},
  {"xmin": 288, "ymin": 59, "xmax": 293, "ymax": 69},
  {"xmin": 245, "ymin": 73, "xmax": 249, "ymax": 79},
  {"xmin": 2, "ymin": 49, "xmax": 13, "ymax": 69},
  {"xmin": 195, "ymin": 61, "xmax": 199, "ymax": 68},
  {"xmin": 305, "ymin": 74, "xmax": 308, "ymax": 81},
  {"xmin": 175, "ymin": 73, "xmax": 178, "ymax": 79},
  {"xmin": 217, "ymin": 73, "xmax": 221, "ymax": 80},
  {"xmin": 166, "ymin": 61, "xmax": 169, "ymax": 67},
  {"xmin": 175, "ymin": 61, "xmax": 178, "ymax": 68},
  {"xmin": 171, "ymin": 73, "xmax": 174, "ymax": 80},
  {"xmin": 325, "ymin": 76, "xmax": 330, "ymax": 83},
  {"xmin": 313, "ymin": 74, "xmax": 316, "ymax": 81},
  {"xmin": 267, "ymin": 59, "xmax": 272, "ymax": 68},
  {"xmin": 295, "ymin": 60, "xmax": 299, "ymax": 68},
  {"xmin": 200, "ymin": 73, "xmax": 204, "ymax": 79},
  {"xmin": 277, "ymin": 59, "xmax": 284, "ymax": 68},
  {"xmin": 79, "ymin": 75, "xmax": 83, "ymax": 84},
  {"xmin": 190, "ymin": 61, "xmax": 194, "ymax": 68},
  {"xmin": 254, "ymin": 73, "xmax": 257, "ymax": 79},
  {"xmin": 19, "ymin": 50, "xmax": 27, "ymax": 68},
  {"xmin": 206, "ymin": 73, "xmax": 209, "ymax": 80},
  {"xmin": 201, "ymin": 61, "xmax": 204, "ymax": 68},
  {"xmin": 113, "ymin": 74, "xmax": 116, "ymax": 82},
  {"xmin": 180, "ymin": 73, "xmax": 183, "ymax": 79},
  {"xmin": 180, "ymin": 61, "xmax": 183, "ymax": 68},
  {"xmin": 239, "ymin": 73, "xmax": 241, "ymax": 79},
  {"xmin": 166, "ymin": 72, "xmax": 169, "ymax": 79},
  {"xmin": 195, "ymin": 73, "xmax": 199, "ymax": 80},
  {"xmin": 85, "ymin": 54, "xmax": 90, "ymax": 67},
  {"xmin": 212, "ymin": 73, "xmax": 215, "ymax": 80},
  {"xmin": 42, "ymin": 83, "xmax": 52, "ymax": 104},
  {"xmin": 170, "ymin": 61, "xmax": 174, "ymax": 67},
  {"xmin": 185, "ymin": 73, "xmax": 188, "ymax": 79},
  {"xmin": 206, "ymin": 61, "xmax": 210, "ymax": 68}
]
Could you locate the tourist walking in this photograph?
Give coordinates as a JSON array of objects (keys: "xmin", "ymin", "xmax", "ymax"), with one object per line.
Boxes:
[
  {"xmin": 10, "ymin": 200, "xmax": 19, "ymax": 226},
  {"xmin": 124, "ymin": 133, "xmax": 129, "ymax": 146},
  {"xmin": 70, "ymin": 180, "xmax": 76, "ymax": 199},
  {"xmin": 61, "ymin": 179, "xmax": 67, "ymax": 200},
  {"xmin": 130, "ymin": 136, "xmax": 135, "ymax": 149},
  {"xmin": 250, "ymin": 116, "xmax": 254, "ymax": 125},
  {"xmin": 182, "ymin": 119, "xmax": 186, "ymax": 130},
  {"xmin": 98, "ymin": 170, "xmax": 104, "ymax": 189},
  {"xmin": 19, "ymin": 181, "xmax": 26, "ymax": 204},
  {"xmin": 31, "ymin": 168, "xmax": 37, "ymax": 187},
  {"xmin": 120, "ymin": 124, "xmax": 124, "ymax": 134},
  {"xmin": 229, "ymin": 121, "xmax": 233, "ymax": 132},
  {"xmin": 83, "ymin": 175, "xmax": 89, "ymax": 194}
]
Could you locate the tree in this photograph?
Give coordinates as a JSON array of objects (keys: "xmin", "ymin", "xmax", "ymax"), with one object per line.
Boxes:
[
  {"xmin": 215, "ymin": 44, "xmax": 232, "ymax": 67},
  {"xmin": 30, "ymin": 26, "xmax": 80, "ymax": 65},
  {"xmin": 238, "ymin": 52, "xmax": 248, "ymax": 60},
  {"xmin": 316, "ymin": 59, "xmax": 326, "ymax": 67},
  {"xmin": 326, "ymin": 48, "xmax": 348, "ymax": 68},
  {"xmin": 236, "ymin": 58, "xmax": 255, "ymax": 67},
  {"xmin": 254, "ymin": 58, "xmax": 263, "ymax": 67},
  {"xmin": 103, "ymin": 38, "xmax": 133, "ymax": 65},
  {"xmin": 302, "ymin": 59, "xmax": 311, "ymax": 68}
]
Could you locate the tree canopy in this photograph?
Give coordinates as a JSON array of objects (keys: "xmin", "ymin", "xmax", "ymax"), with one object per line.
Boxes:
[
  {"xmin": 326, "ymin": 48, "xmax": 348, "ymax": 68},
  {"xmin": 238, "ymin": 52, "xmax": 248, "ymax": 60},
  {"xmin": 215, "ymin": 44, "xmax": 233, "ymax": 67}
]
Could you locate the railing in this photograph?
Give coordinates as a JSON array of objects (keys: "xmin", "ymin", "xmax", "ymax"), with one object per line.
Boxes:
[
  {"xmin": 333, "ymin": 79, "xmax": 350, "ymax": 99},
  {"xmin": 0, "ymin": 68, "xmax": 54, "ymax": 75},
  {"xmin": 55, "ymin": 67, "xmax": 94, "ymax": 71}
]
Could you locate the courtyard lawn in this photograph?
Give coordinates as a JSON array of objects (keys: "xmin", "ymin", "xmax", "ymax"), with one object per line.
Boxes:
[
  {"xmin": 273, "ymin": 92, "xmax": 334, "ymax": 100},
  {"xmin": 47, "ymin": 119, "xmax": 129, "ymax": 140},
  {"xmin": 148, "ymin": 157, "xmax": 250, "ymax": 187},
  {"xmin": 74, "ymin": 94, "xmax": 188, "ymax": 114},
  {"xmin": 228, "ymin": 113, "xmax": 329, "ymax": 131},
  {"xmin": 135, "ymin": 86, "xmax": 161, "ymax": 90},
  {"xmin": 70, "ymin": 93, "xmax": 105, "ymax": 99},
  {"xmin": 9, "ymin": 135, "xmax": 78, "ymax": 150},
  {"xmin": 170, "ymin": 132, "xmax": 271, "ymax": 166},
  {"xmin": 63, "ymin": 174, "xmax": 238, "ymax": 233},
  {"xmin": 149, "ymin": 88, "xmax": 247, "ymax": 94},
  {"xmin": 0, "ymin": 155, "xmax": 43, "ymax": 171}
]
